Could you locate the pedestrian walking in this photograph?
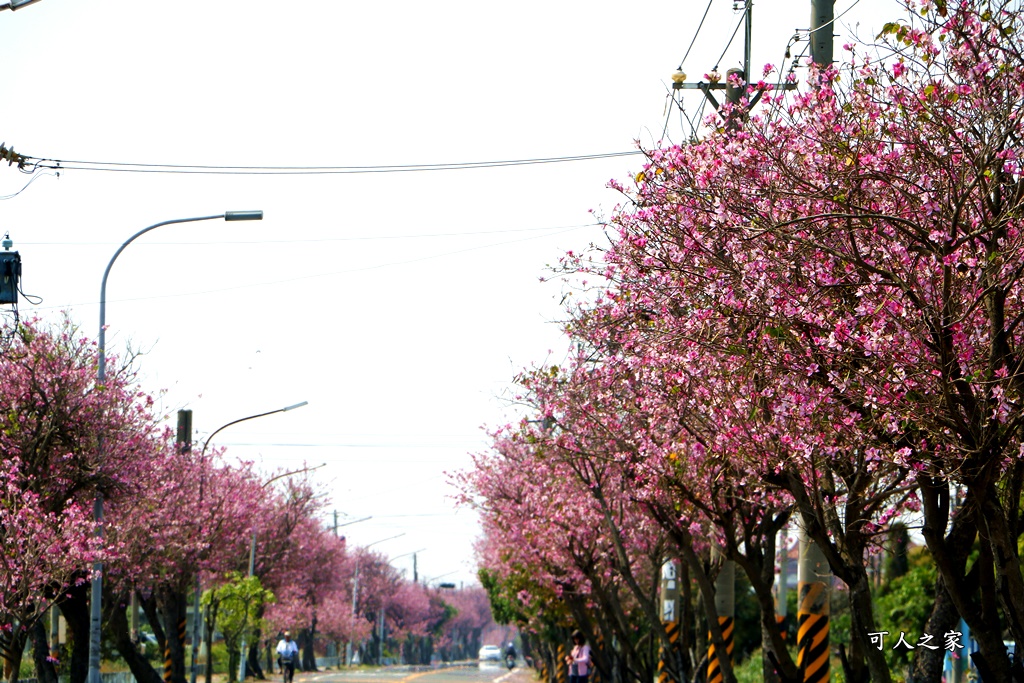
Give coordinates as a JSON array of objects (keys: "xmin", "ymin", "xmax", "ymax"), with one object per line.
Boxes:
[{"xmin": 565, "ymin": 631, "xmax": 592, "ymax": 683}]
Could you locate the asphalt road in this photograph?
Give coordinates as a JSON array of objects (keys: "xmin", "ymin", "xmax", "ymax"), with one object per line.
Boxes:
[{"xmin": 293, "ymin": 663, "xmax": 533, "ymax": 683}]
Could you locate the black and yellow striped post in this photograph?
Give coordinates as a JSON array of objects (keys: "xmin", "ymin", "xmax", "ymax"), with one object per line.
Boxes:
[
  {"xmin": 657, "ymin": 622, "xmax": 682, "ymax": 683},
  {"xmin": 797, "ymin": 519, "xmax": 830, "ymax": 683},
  {"xmin": 556, "ymin": 643, "xmax": 568, "ymax": 683},
  {"xmin": 164, "ymin": 644, "xmax": 173, "ymax": 683},
  {"xmin": 164, "ymin": 618, "xmax": 188, "ymax": 683},
  {"xmin": 179, "ymin": 618, "xmax": 187, "ymax": 677},
  {"xmin": 707, "ymin": 554, "xmax": 735, "ymax": 683}
]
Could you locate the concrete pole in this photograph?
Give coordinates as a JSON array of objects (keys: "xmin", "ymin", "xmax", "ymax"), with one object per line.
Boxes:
[
  {"xmin": 347, "ymin": 565, "xmax": 359, "ymax": 666},
  {"xmin": 797, "ymin": 515, "xmax": 830, "ymax": 683},
  {"xmin": 708, "ymin": 549, "xmax": 735, "ymax": 683},
  {"xmin": 131, "ymin": 593, "xmax": 139, "ymax": 644},
  {"xmin": 656, "ymin": 560, "xmax": 681, "ymax": 683},
  {"xmin": 238, "ymin": 534, "xmax": 256, "ymax": 682},
  {"xmin": 171, "ymin": 410, "xmax": 193, "ymax": 683},
  {"xmin": 810, "ymin": 0, "xmax": 835, "ymax": 67},
  {"xmin": 775, "ymin": 528, "xmax": 789, "ymax": 640},
  {"xmin": 742, "ymin": 0, "xmax": 752, "ymax": 86},
  {"xmin": 50, "ymin": 606, "xmax": 60, "ymax": 660},
  {"xmin": 178, "ymin": 409, "xmax": 208, "ymax": 683}
]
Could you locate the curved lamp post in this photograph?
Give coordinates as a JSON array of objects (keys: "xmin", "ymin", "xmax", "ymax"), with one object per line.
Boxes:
[
  {"xmin": 190, "ymin": 401, "xmax": 309, "ymax": 683},
  {"xmin": 90, "ymin": 211, "xmax": 263, "ymax": 683},
  {"xmin": 199, "ymin": 401, "xmax": 308, "ymax": 459}
]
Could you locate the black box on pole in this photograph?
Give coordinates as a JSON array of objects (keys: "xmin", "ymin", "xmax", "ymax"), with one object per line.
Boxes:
[{"xmin": 0, "ymin": 251, "xmax": 20, "ymax": 305}]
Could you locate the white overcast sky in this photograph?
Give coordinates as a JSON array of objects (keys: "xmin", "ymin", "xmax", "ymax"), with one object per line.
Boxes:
[{"xmin": 1, "ymin": 0, "xmax": 896, "ymax": 588}]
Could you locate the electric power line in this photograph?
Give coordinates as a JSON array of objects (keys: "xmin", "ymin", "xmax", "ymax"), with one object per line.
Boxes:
[
  {"xmin": 714, "ymin": 1, "xmax": 750, "ymax": 70},
  {"xmin": 0, "ymin": 169, "xmax": 58, "ymax": 200},
  {"xmin": 804, "ymin": 0, "xmax": 862, "ymax": 37},
  {"xmin": 20, "ymin": 221, "xmax": 601, "ymax": 247},
  {"xmin": 677, "ymin": 0, "xmax": 715, "ymax": 71},
  {"xmin": 27, "ymin": 150, "xmax": 644, "ymax": 176},
  {"xmin": 31, "ymin": 222, "xmax": 594, "ymax": 311}
]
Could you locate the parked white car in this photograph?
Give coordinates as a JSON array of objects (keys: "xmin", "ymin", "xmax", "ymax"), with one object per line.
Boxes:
[{"xmin": 479, "ymin": 645, "xmax": 502, "ymax": 661}]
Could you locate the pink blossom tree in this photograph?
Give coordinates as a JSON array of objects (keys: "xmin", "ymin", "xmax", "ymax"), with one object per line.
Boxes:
[
  {"xmin": 101, "ymin": 438, "xmax": 267, "ymax": 683},
  {"xmin": 0, "ymin": 319, "xmax": 158, "ymax": 683},
  {"xmin": 262, "ymin": 516, "xmax": 348, "ymax": 671},
  {"xmin": 574, "ymin": 0, "xmax": 1024, "ymax": 677},
  {"xmin": 467, "ymin": 2, "xmax": 1024, "ymax": 681},
  {"xmin": 462, "ymin": 419, "xmax": 681, "ymax": 683}
]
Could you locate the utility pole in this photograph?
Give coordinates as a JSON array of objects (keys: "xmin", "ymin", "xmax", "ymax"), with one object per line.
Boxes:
[
  {"xmin": 673, "ymin": 1, "xmax": 754, "ymax": 118},
  {"xmin": 50, "ymin": 607, "xmax": 60, "ymax": 661},
  {"xmin": 743, "ymin": 0, "xmax": 752, "ymax": 86},
  {"xmin": 775, "ymin": 528, "xmax": 789, "ymax": 642},
  {"xmin": 797, "ymin": 515, "xmax": 830, "ymax": 683},
  {"xmin": 809, "ymin": 0, "xmax": 835, "ymax": 67},
  {"xmin": 176, "ymin": 410, "xmax": 193, "ymax": 683},
  {"xmin": 413, "ymin": 553, "xmax": 418, "ymax": 584},
  {"xmin": 671, "ymin": 0, "xmax": 838, "ymax": 131},
  {"xmin": 347, "ymin": 565, "xmax": 359, "ymax": 667},
  {"xmin": 185, "ymin": 408, "xmax": 211, "ymax": 683},
  {"xmin": 656, "ymin": 560, "xmax": 681, "ymax": 683}
]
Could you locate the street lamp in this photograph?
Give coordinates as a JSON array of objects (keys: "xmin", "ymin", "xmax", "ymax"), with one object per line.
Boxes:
[
  {"xmin": 389, "ymin": 548, "xmax": 426, "ymax": 583},
  {"xmin": 0, "ymin": 0, "xmax": 44, "ymax": 10},
  {"xmin": 89, "ymin": 211, "xmax": 263, "ymax": 683},
  {"xmin": 424, "ymin": 571, "xmax": 459, "ymax": 587},
  {"xmin": 190, "ymin": 401, "xmax": 309, "ymax": 683},
  {"xmin": 199, "ymin": 401, "xmax": 308, "ymax": 459}
]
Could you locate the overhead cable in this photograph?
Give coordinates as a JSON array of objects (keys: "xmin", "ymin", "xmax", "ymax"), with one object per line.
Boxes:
[
  {"xmin": 27, "ymin": 150, "xmax": 645, "ymax": 176},
  {"xmin": 677, "ymin": 0, "xmax": 715, "ymax": 70}
]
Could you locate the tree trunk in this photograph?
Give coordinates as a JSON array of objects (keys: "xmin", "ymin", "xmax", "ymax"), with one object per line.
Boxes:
[
  {"xmin": 108, "ymin": 594, "xmax": 163, "ymax": 683},
  {"xmin": 921, "ymin": 479, "xmax": 1015, "ymax": 682},
  {"xmin": 59, "ymin": 581, "xmax": 92, "ymax": 683},
  {"xmin": 157, "ymin": 587, "xmax": 189, "ymax": 683},
  {"xmin": 846, "ymin": 573, "xmax": 888, "ymax": 683},
  {"xmin": 32, "ymin": 620, "xmax": 59, "ymax": 683},
  {"xmin": 302, "ymin": 616, "xmax": 317, "ymax": 671},
  {"xmin": 678, "ymin": 542, "xmax": 737, "ymax": 683},
  {"xmin": 247, "ymin": 640, "xmax": 264, "ymax": 679},
  {"xmin": 204, "ymin": 600, "xmax": 219, "ymax": 683},
  {"xmin": 227, "ymin": 648, "xmax": 239, "ymax": 683},
  {"xmin": 735, "ymin": 546, "xmax": 797, "ymax": 683},
  {"xmin": 910, "ymin": 578, "xmax": 959, "ymax": 683},
  {"xmin": 3, "ymin": 626, "xmax": 28, "ymax": 683}
]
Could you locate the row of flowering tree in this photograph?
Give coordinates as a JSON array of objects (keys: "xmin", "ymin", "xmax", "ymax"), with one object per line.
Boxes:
[
  {"xmin": 0, "ymin": 318, "xmax": 498, "ymax": 683},
  {"xmin": 461, "ymin": 1, "xmax": 1024, "ymax": 682}
]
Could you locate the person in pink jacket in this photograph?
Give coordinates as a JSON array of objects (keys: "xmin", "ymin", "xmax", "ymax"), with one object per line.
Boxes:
[{"xmin": 565, "ymin": 630, "xmax": 592, "ymax": 683}]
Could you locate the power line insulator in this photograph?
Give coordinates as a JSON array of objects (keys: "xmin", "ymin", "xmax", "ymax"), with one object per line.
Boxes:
[{"xmin": 0, "ymin": 142, "xmax": 26, "ymax": 168}]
